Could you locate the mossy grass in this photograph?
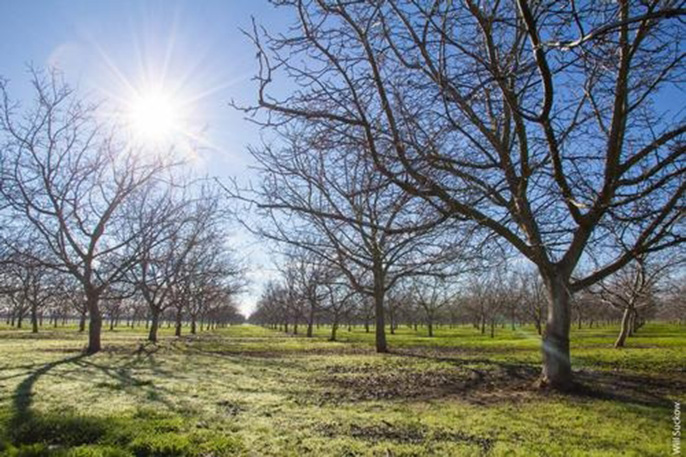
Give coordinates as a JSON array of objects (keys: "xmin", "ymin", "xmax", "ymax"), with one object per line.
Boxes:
[{"xmin": 0, "ymin": 322, "xmax": 683, "ymax": 456}]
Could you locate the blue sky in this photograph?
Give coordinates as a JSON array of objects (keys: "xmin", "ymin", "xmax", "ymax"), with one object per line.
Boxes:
[{"xmin": 0, "ymin": 0, "xmax": 292, "ymax": 315}]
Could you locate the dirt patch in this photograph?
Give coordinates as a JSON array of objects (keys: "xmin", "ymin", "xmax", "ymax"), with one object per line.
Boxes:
[
  {"xmin": 216, "ymin": 399, "xmax": 245, "ymax": 416},
  {"xmin": 316, "ymin": 421, "xmax": 493, "ymax": 452},
  {"xmin": 316, "ymin": 359, "xmax": 540, "ymax": 405}
]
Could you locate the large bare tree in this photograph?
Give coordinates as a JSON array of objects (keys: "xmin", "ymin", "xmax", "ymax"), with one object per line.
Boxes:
[
  {"xmin": 243, "ymin": 0, "xmax": 686, "ymax": 389},
  {"xmin": 0, "ymin": 70, "xmax": 171, "ymax": 353}
]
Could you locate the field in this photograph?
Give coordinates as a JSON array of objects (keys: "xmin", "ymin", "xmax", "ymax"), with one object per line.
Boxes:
[{"xmin": 0, "ymin": 323, "xmax": 683, "ymax": 457}]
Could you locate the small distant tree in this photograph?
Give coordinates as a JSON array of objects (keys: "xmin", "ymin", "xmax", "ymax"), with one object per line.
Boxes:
[
  {"xmin": 597, "ymin": 257, "xmax": 672, "ymax": 348},
  {"xmin": 411, "ymin": 276, "xmax": 455, "ymax": 337}
]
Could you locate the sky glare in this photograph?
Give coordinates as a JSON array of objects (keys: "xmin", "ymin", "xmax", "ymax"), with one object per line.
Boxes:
[{"xmin": 0, "ymin": 0, "xmax": 292, "ymax": 315}]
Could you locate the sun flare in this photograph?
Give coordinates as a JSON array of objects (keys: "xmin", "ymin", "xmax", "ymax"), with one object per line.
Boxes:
[{"xmin": 127, "ymin": 89, "xmax": 180, "ymax": 142}]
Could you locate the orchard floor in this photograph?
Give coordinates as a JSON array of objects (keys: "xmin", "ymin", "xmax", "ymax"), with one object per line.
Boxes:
[{"xmin": 0, "ymin": 323, "xmax": 684, "ymax": 457}]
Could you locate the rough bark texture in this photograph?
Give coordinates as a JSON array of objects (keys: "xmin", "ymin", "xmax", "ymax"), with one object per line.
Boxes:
[
  {"xmin": 148, "ymin": 310, "xmax": 160, "ymax": 343},
  {"xmin": 615, "ymin": 308, "xmax": 632, "ymax": 348},
  {"xmin": 86, "ymin": 296, "xmax": 102, "ymax": 354},
  {"xmin": 373, "ymin": 288, "xmax": 387, "ymax": 353},
  {"xmin": 540, "ymin": 276, "xmax": 573, "ymax": 389}
]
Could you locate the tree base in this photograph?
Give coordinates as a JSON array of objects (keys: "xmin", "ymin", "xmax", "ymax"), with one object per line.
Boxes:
[{"xmin": 535, "ymin": 374, "xmax": 576, "ymax": 392}]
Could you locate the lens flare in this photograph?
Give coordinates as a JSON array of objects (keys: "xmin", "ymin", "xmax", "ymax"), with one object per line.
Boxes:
[{"xmin": 128, "ymin": 89, "xmax": 180, "ymax": 142}]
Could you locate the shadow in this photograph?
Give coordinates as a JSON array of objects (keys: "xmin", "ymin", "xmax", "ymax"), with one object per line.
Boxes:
[
  {"xmin": 11, "ymin": 353, "xmax": 88, "ymax": 428},
  {"xmin": 8, "ymin": 344, "xmax": 181, "ymax": 440},
  {"xmin": 384, "ymin": 347, "xmax": 680, "ymax": 408},
  {"xmin": 569, "ymin": 369, "xmax": 684, "ymax": 408}
]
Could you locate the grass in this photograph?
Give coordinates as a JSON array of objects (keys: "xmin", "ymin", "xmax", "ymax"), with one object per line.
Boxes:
[{"xmin": 0, "ymin": 322, "xmax": 683, "ymax": 456}]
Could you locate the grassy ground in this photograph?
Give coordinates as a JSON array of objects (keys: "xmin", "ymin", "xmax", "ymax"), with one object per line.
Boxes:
[{"xmin": 0, "ymin": 322, "xmax": 683, "ymax": 456}]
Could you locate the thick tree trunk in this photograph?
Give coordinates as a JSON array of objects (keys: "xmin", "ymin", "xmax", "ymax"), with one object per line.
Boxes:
[
  {"xmin": 86, "ymin": 294, "xmax": 102, "ymax": 354},
  {"xmin": 174, "ymin": 309, "xmax": 183, "ymax": 337},
  {"xmin": 306, "ymin": 305, "xmax": 315, "ymax": 338},
  {"xmin": 79, "ymin": 311, "xmax": 86, "ymax": 332},
  {"xmin": 329, "ymin": 318, "xmax": 338, "ymax": 341},
  {"xmin": 190, "ymin": 316, "xmax": 197, "ymax": 334},
  {"xmin": 31, "ymin": 304, "xmax": 38, "ymax": 334},
  {"xmin": 373, "ymin": 272, "xmax": 388, "ymax": 353},
  {"xmin": 540, "ymin": 275, "xmax": 573, "ymax": 390},
  {"xmin": 615, "ymin": 308, "xmax": 631, "ymax": 348},
  {"xmin": 427, "ymin": 320, "xmax": 433, "ymax": 337},
  {"xmin": 148, "ymin": 308, "xmax": 160, "ymax": 343}
]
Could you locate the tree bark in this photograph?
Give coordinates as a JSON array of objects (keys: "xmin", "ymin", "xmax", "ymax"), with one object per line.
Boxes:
[
  {"xmin": 540, "ymin": 275, "xmax": 573, "ymax": 389},
  {"xmin": 373, "ymin": 270, "xmax": 388, "ymax": 353},
  {"xmin": 306, "ymin": 304, "xmax": 315, "ymax": 337},
  {"xmin": 329, "ymin": 318, "xmax": 338, "ymax": 341},
  {"xmin": 615, "ymin": 308, "xmax": 632, "ymax": 348},
  {"xmin": 78, "ymin": 310, "xmax": 86, "ymax": 332},
  {"xmin": 31, "ymin": 304, "xmax": 38, "ymax": 334},
  {"xmin": 86, "ymin": 294, "xmax": 102, "ymax": 354},
  {"xmin": 148, "ymin": 308, "xmax": 160, "ymax": 343},
  {"xmin": 174, "ymin": 309, "xmax": 183, "ymax": 337}
]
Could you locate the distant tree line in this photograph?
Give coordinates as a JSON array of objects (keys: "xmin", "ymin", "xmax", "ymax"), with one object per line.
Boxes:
[{"xmin": 249, "ymin": 254, "xmax": 685, "ymax": 346}]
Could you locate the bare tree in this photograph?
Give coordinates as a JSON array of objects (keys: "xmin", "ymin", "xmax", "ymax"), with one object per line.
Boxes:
[
  {"xmin": 2, "ymin": 252, "xmax": 63, "ymax": 333},
  {"xmin": 235, "ymin": 128, "xmax": 469, "ymax": 353},
  {"xmin": 410, "ymin": 276, "xmax": 455, "ymax": 337},
  {"xmin": 129, "ymin": 181, "xmax": 227, "ymax": 342},
  {"xmin": 243, "ymin": 1, "xmax": 686, "ymax": 389},
  {"xmin": 597, "ymin": 256, "xmax": 673, "ymax": 347},
  {"xmin": 0, "ymin": 70, "xmax": 172, "ymax": 353}
]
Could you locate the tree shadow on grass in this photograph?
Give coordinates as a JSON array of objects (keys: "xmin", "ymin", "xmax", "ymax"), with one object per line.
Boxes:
[
  {"xmin": 387, "ymin": 348, "xmax": 681, "ymax": 409},
  {"xmin": 11, "ymin": 353, "xmax": 88, "ymax": 425},
  {"xmin": 7, "ymin": 346, "xmax": 180, "ymax": 445}
]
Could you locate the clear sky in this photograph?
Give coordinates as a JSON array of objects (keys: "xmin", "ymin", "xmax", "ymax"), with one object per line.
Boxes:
[{"xmin": 0, "ymin": 0, "xmax": 291, "ymax": 316}]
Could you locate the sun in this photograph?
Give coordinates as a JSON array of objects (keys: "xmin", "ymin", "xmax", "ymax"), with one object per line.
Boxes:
[{"xmin": 127, "ymin": 89, "xmax": 180, "ymax": 143}]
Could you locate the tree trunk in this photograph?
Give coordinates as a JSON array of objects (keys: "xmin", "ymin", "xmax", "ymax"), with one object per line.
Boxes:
[
  {"xmin": 148, "ymin": 308, "xmax": 160, "ymax": 343},
  {"xmin": 615, "ymin": 308, "xmax": 631, "ymax": 348},
  {"xmin": 86, "ymin": 294, "xmax": 102, "ymax": 354},
  {"xmin": 31, "ymin": 304, "xmax": 38, "ymax": 334},
  {"xmin": 389, "ymin": 308, "xmax": 396, "ymax": 335},
  {"xmin": 329, "ymin": 318, "xmax": 338, "ymax": 341},
  {"xmin": 428, "ymin": 320, "xmax": 433, "ymax": 337},
  {"xmin": 373, "ymin": 271, "xmax": 388, "ymax": 353},
  {"xmin": 540, "ymin": 275, "xmax": 573, "ymax": 390},
  {"xmin": 78, "ymin": 310, "xmax": 86, "ymax": 332},
  {"xmin": 174, "ymin": 309, "xmax": 182, "ymax": 337},
  {"xmin": 306, "ymin": 304, "xmax": 315, "ymax": 338},
  {"xmin": 627, "ymin": 310, "xmax": 636, "ymax": 336},
  {"xmin": 190, "ymin": 316, "xmax": 197, "ymax": 334}
]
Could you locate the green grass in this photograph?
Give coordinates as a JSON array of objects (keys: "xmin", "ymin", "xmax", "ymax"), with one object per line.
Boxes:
[{"xmin": 0, "ymin": 322, "xmax": 683, "ymax": 456}]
